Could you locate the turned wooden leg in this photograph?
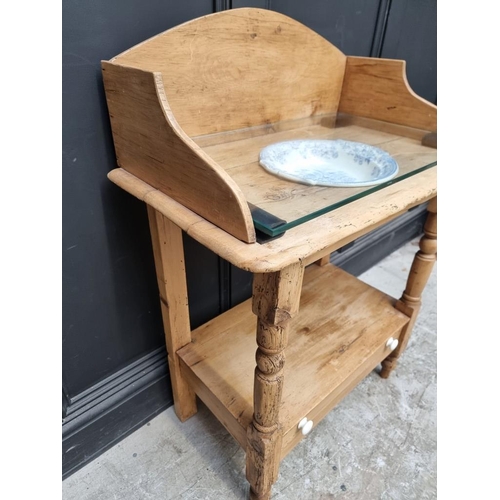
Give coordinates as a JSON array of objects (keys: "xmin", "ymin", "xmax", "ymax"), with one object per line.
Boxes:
[
  {"xmin": 246, "ymin": 262, "xmax": 304, "ymax": 500},
  {"xmin": 381, "ymin": 198, "xmax": 437, "ymax": 378},
  {"xmin": 147, "ymin": 206, "xmax": 197, "ymax": 421}
]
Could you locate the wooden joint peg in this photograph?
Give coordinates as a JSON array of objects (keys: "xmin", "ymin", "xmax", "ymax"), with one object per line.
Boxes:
[
  {"xmin": 247, "ymin": 262, "xmax": 304, "ymax": 500},
  {"xmin": 381, "ymin": 198, "xmax": 437, "ymax": 378}
]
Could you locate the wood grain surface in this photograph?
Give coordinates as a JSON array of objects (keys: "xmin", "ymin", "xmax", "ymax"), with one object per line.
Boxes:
[
  {"xmin": 199, "ymin": 119, "xmax": 437, "ymax": 224},
  {"xmin": 247, "ymin": 263, "xmax": 304, "ymax": 499},
  {"xmin": 178, "ymin": 264, "xmax": 409, "ymax": 454},
  {"xmin": 110, "ymin": 8, "xmax": 346, "ymax": 137},
  {"xmin": 339, "ymin": 56, "xmax": 437, "ymax": 131},
  {"xmin": 147, "ymin": 207, "xmax": 197, "ymax": 421},
  {"xmin": 102, "ymin": 63, "xmax": 255, "ymax": 243},
  {"xmin": 381, "ymin": 197, "xmax": 437, "ymax": 378},
  {"xmin": 108, "ymin": 166, "xmax": 436, "ymax": 272}
]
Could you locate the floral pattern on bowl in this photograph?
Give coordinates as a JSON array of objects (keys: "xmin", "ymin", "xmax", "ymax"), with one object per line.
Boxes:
[{"xmin": 259, "ymin": 139, "xmax": 399, "ymax": 187}]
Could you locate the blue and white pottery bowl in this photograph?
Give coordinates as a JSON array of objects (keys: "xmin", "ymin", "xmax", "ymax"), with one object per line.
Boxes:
[{"xmin": 259, "ymin": 139, "xmax": 399, "ymax": 187}]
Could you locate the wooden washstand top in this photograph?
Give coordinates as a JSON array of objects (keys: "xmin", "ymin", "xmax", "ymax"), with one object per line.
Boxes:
[{"xmin": 102, "ymin": 7, "xmax": 437, "ymax": 271}]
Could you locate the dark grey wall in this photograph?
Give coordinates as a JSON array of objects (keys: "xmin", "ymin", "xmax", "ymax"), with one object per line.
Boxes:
[
  {"xmin": 380, "ymin": 0, "xmax": 437, "ymax": 103},
  {"xmin": 273, "ymin": 0, "xmax": 381, "ymax": 55},
  {"xmin": 62, "ymin": 0, "xmax": 216, "ymax": 475},
  {"xmin": 62, "ymin": 0, "xmax": 214, "ymax": 397},
  {"xmin": 62, "ymin": 0, "xmax": 436, "ymax": 478}
]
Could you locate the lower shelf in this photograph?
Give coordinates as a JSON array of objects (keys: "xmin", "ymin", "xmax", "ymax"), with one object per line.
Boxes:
[{"xmin": 177, "ymin": 263, "xmax": 410, "ymax": 457}]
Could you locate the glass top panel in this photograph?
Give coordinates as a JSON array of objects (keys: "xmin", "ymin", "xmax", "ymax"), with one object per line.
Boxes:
[{"xmin": 196, "ymin": 114, "xmax": 437, "ymax": 238}]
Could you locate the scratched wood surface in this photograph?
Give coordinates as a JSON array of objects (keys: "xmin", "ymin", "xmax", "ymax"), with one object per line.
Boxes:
[
  {"xmin": 110, "ymin": 8, "xmax": 346, "ymax": 137},
  {"xmin": 247, "ymin": 262, "xmax": 304, "ymax": 499},
  {"xmin": 339, "ymin": 56, "xmax": 437, "ymax": 131},
  {"xmin": 102, "ymin": 63, "xmax": 256, "ymax": 243},
  {"xmin": 177, "ymin": 263, "xmax": 410, "ymax": 455},
  {"xmin": 104, "ymin": 7, "xmax": 437, "ymax": 245},
  {"xmin": 147, "ymin": 207, "xmax": 197, "ymax": 422},
  {"xmin": 108, "ymin": 166, "xmax": 436, "ymax": 273},
  {"xmin": 198, "ymin": 120, "xmax": 437, "ymax": 224},
  {"xmin": 102, "ymin": 8, "xmax": 438, "ymax": 500}
]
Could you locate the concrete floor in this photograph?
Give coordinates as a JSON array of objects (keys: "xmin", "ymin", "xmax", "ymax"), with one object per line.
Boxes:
[{"xmin": 63, "ymin": 238, "xmax": 437, "ymax": 500}]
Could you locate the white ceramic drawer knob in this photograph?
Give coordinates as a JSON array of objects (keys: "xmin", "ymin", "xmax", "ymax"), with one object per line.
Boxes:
[
  {"xmin": 390, "ymin": 338, "xmax": 399, "ymax": 351},
  {"xmin": 386, "ymin": 337, "xmax": 394, "ymax": 348},
  {"xmin": 298, "ymin": 417, "xmax": 313, "ymax": 436}
]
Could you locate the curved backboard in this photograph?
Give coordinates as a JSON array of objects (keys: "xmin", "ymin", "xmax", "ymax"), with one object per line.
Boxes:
[{"xmin": 111, "ymin": 8, "xmax": 347, "ymax": 137}]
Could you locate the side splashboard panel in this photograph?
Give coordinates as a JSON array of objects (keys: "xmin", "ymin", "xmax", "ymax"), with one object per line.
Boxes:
[
  {"xmin": 102, "ymin": 63, "xmax": 256, "ymax": 243},
  {"xmin": 339, "ymin": 57, "xmax": 437, "ymax": 131}
]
